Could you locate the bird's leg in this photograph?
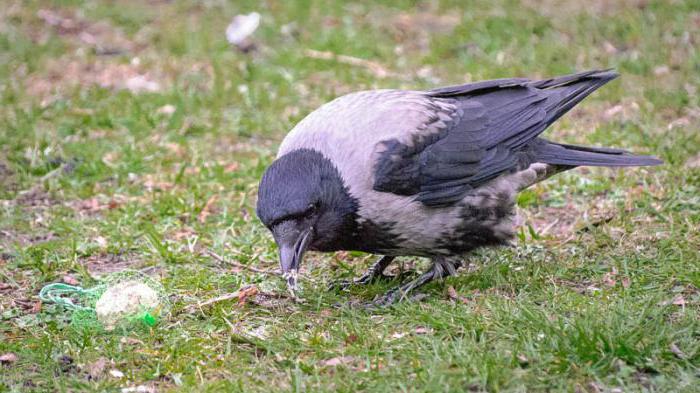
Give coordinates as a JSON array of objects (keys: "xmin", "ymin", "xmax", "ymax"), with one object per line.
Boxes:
[
  {"xmin": 330, "ymin": 256, "xmax": 395, "ymax": 290},
  {"xmin": 354, "ymin": 256, "xmax": 396, "ymax": 284},
  {"xmin": 372, "ymin": 257, "xmax": 462, "ymax": 306}
]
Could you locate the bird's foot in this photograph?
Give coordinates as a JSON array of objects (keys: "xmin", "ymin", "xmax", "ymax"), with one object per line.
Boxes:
[
  {"xmin": 328, "ymin": 272, "xmax": 394, "ymax": 291},
  {"xmin": 366, "ymin": 257, "xmax": 463, "ymax": 307},
  {"xmin": 371, "ymin": 286, "xmax": 405, "ymax": 307},
  {"xmin": 360, "ymin": 289, "xmax": 428, "ymax": 309},
  {"xmin": 328, "ymin": 255, "xmax": 396, "ymax": 291}
]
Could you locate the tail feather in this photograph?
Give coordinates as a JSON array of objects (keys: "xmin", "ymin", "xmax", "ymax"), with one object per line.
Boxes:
[
  {"xmin": 533, "ymin": 139, "xmax": 663, "ymax": 167},
  {"xmin": 534, "ymin": 70, "xmax": 620, "ymax": 129}
]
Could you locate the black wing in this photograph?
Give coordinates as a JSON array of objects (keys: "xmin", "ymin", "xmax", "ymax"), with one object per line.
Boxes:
[{"xmin": 373, "ymin": 70, "xmax": 660, "ymax": 206}]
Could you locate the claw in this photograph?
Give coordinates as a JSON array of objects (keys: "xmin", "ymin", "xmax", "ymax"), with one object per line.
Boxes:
[
  {"xmin": 328, "ymin": 273, "xmax": 397, "ymax": 292},
  {"xmin": 327, "ymin": 279, "xmax": 352, "ymax": 291}
]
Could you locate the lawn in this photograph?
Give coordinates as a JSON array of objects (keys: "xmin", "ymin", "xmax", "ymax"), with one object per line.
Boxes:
[{"xmin": 1, "ymin": 0, "xmax": 699, "ymax": 391}]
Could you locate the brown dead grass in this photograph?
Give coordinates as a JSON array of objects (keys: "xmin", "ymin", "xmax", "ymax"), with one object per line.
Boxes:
[
  {"xmin": 81, "ymin": 252, "xmax": 146, "ymax": 276},
  {"xmin": 523, "ymin": 0, "xmax": 650, "ymax": 18}
]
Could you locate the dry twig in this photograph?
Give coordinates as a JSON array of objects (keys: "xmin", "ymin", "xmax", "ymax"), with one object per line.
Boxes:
[
  {"xmin": 204, "ymin": 250, "xmax": 277, "ymax": 275},
  {"xmin": 304, "ymin": 49, "xmax": 396, "ymax": 78}
]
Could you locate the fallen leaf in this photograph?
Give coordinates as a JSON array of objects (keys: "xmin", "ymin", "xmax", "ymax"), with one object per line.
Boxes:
[
  {"xmin": 602, "ymin": 275, "xmax": 616, "ymax": 287},
  {"xmin": 587, "ymin": 381, "xmax": 603, "ymax": 393},
  {"xmin": 86, "ymin": 357, "xmax": 108, "ymax": 380},
  {"xmin": 414, "ymin": 326, "xmax": 431, "ymax": 335},
  {"xmin": 142, "ymin": 176, "xmax": 174, "ymax": 192},
  {"xmin": 672, "ymin": 295, "xmax": 686, "ymax": 306},
  {"xmin": 602, "ymin": 267, "xmax": 619, "ymax": 287},
  {"xmin": 446, "ymin": 285, "xmax": 470, "ymax": 304},
  {"xmin": 63, "ymin": 275, "xmax": 79, "ymax": 286},
  {"xmin": 621, "ymin": 277, "xmax": 631, "ymax": 289},
  {"xmin": 224, "ymin": 162, "xmax": 239, "ymax": 173},
  {"xmin": 670, "ymin": 343, "xmax": 686, "ymax": 359},
  {"xmin": 237, "ymin": 285, "xmax": 259, "ymax": 306},
  {"xmin": 0, "ymin": 353, "xmax": 18, "ymax": 364},
  {"xmin": 30, "ymin": 300, "xmax": 42, "ymax": 314},
  {"xmin": 659, "ymin": 295, "xmax": 686, "ymax": 306},
  {"xmin": 320, "ymin": 356, "xmax": 357, "ymax": 367},
  {"xmin": 198, "ymin": 195, "xmax": 218, "ymax": 223},
  {"xmin": 344, "ymin": 334, "xmax": 358, "ymax": 345}
]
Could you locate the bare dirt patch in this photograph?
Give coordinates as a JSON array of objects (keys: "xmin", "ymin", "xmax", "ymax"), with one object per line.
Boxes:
[
  {"xmin": 685, "ymin": 153, "xmax": 700, "ymax": 168},
  {"xmin": 35, "ymin": 8, "xmax": 139, "ymax": 54},
  {"xmin": 68, "ymin": 196, "xmax": 122, "ymax": 216},
  {"xmin": 13, "ymin": 188, "xmax": 57, "ymax": 208},
  {"xmin": 0, "ymin": 161, "xmax": 19, "ymax": 195},
  {"xmin": 523, "ymin": 0, "xmax": 650, "ymax": 18},
  {"xmin": 26, "ymin": 58, "xmax": 164, "ymax": 102},
  {"xmin": 371, "ymin": 7, "xmax": 460, "ymax": 53},
  {"xmin": 81, "ymin": 252, "xmax": 147, "ymax": 276},
  {"xmin": 519, "ymin": 193, "xmax": 619, "ymax": 241},
  {"xmin": 0, "ymin": 268, "xmax": 40, "ymax": 317}
]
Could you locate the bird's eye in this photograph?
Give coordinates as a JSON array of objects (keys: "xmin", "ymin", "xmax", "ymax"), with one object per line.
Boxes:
[{"xmin": 268, "ymin": 202, "xmax": 320, "ymax": 229}]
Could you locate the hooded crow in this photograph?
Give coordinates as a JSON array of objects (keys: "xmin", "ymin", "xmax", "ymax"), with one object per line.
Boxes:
[{"xmin": 256, "ymin": 70, "xmax": 661, "ymax": 305}]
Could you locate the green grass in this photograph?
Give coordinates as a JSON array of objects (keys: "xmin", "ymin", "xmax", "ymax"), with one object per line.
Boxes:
[{"xmin": 1, "ymin": 0, "xmax": 699, "ymax": 391}]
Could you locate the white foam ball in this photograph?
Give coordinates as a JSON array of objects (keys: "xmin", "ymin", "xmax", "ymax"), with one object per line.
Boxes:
[{"xmin": 95, "ymin": 280, "xmax": 160, "ymax": 330}]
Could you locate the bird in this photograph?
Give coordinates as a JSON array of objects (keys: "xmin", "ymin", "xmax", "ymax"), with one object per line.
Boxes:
[{"xmin": 255, "ymin": 69, "xmax": 661, "ymax": 306}]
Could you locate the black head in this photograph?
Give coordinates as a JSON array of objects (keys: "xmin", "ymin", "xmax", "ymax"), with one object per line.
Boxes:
[{"xmin": 256, "ymin": 149, "xmax": 358, "ymax": 290}]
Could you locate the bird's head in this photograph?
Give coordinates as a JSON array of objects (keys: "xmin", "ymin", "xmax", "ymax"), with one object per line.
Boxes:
[{"xmin": 256, "ymin": 149, "xmax": 358, "ymax": 293}]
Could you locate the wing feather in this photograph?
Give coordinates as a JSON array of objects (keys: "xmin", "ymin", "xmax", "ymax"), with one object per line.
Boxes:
[{"xmin": 372, "ymin": 70, "xmax": 625, "ymax": 206}]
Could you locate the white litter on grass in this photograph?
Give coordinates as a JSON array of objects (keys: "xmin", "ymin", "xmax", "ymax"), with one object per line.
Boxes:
[
  {"xmin": 121, "ymin": 386, "xmax": 156, "ymax": 393},
  {"xmin": 156, "ymin": 104, "xmax": 176, "ymax": 115},
  {"xmin": 225, "ymin": 12, "xmax": 260, "ymax": 46},
  {"xmin": 125, "ymin": 75, "xmax": 160, "ymax": 93},
  {"xmin": 95, "ymin": 280, "xmax": 160, "ymax": 331},
  {"xmin": 245, "ymin": 325, "xmax": 268, "ymax": 340}
]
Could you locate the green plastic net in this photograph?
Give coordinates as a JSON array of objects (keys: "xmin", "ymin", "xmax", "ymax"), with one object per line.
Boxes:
[{"xmin": 39, "ymin": 270, "xmax": 169, "ymax": 332}]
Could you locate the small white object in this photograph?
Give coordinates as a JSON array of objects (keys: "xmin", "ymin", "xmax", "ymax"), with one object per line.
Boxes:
[
  {"xmin": 125, "ymin": 75, "xmax": 160, "ymax": 93},
  {"xmin": 109, "ymin": 369, "xmax": 125, "ymax": 378},
  {"xmin": 156, "ymin": 104, "xmax": 176, "ymax": 115},
  {"xmin": 225, "ymin": 12, "xmax": 260, "ymax": 46},
  {"xmin": 96, "ymin": 280, "xmax": 160, "ymax": 330},
  {"xmin": 121, "ymin": 386, "xmax": 156, "ymax": 393}
]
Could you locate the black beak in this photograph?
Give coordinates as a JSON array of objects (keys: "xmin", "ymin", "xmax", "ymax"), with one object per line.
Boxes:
[{"xmin": 274, "ymin": 221, "xmax": 313, "ymax": 293}]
